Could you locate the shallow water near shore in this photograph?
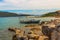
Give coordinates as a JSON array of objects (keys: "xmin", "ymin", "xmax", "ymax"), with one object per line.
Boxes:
[
  {"xmin": 0, "ymin": 17, "xmax": 26, "ymax": 40},
  {"xmin": 0, "ymin": 17, "xmax": 55, "ymax": 40}
]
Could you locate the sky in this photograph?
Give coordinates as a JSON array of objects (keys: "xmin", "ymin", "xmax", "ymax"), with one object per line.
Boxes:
[{"xmin": 0, "ymin": 0, "xmax": 60, "ymax": 15}]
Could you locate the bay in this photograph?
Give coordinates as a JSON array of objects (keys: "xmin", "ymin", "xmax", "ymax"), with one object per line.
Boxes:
[{"xmin": 0, "ymin": 17, "xmax": 55, "ymax": 40}]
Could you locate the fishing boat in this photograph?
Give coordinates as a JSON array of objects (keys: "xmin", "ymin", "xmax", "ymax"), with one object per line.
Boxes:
[{"xmin": 20, "ymin": 19, "xmax": 40, "ymax": 24}]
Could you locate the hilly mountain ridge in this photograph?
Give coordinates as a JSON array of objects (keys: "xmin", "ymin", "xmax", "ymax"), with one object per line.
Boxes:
[{"xmin": 41, "ymin": 10, "xmax": 60, "ymax": 17}]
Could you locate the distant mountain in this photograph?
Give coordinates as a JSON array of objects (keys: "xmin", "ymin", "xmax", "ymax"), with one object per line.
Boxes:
[
  {"xmin": 0, "ymin": 11, "xmax": 20, "ymax": 17},
  {"xmin": 0, "ymin": 11, "xmax": 33, "ymax": 17},
  {"xmin": 41, "ymin": 10, "xmax": 60, "ymax": 17},
  {"xmin": 19, "ymin": 14, "xmax": 33, "ymax": 16}
]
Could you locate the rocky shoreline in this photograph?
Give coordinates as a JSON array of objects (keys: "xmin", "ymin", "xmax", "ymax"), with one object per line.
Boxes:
[{"xmin": 8, "ymin": 19, "xmax": 60, "ymax": 40}]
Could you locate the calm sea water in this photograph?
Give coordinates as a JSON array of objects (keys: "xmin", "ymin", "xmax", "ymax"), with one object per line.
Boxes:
[
  {"xmin": 0, "ymin": 17, "xmax": 55, "ymax": 40},
  {"xmin": 0, "ymin": 17, "xmax": 27, "ymax": 40},
  {"xmin": 0, "ymin": 17, "xmax": 28, "ymax": 29}
]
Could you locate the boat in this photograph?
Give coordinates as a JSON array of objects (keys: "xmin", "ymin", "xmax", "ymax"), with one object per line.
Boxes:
[{"xmin": 20, "ymin": 20, "xmax": 40, "ymax": 24}]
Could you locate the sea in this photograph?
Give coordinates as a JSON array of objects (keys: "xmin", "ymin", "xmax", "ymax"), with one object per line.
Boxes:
[
  {"xmin": 0, "ymin": 17, "xmax": 55, "ymax": 40},
  {"xmin": 0, "ymin": 17, "xmax": 26, "ymax": 40}
]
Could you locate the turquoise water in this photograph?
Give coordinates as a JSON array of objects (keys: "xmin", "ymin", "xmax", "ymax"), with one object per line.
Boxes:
[
  {"xmin": 0, "ymin": 17, "xmax": 55, "ymax": 30},
  {"xmin": 0, "ymin": 17, "xmax": 27, "ymax": 40},
  {"xmin": 0, "ymin": 17, "xmax": 26, "ymax": 30},
  {"xmin": 0, "ymin": 17, "xmax": 55, "ymax": 40}
]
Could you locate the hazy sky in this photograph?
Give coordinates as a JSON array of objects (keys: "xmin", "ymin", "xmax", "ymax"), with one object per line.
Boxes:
[
  {"xmin": 0, "ymin": 0, "xmax": 60, "ymax": 10},
  {"xmin": 0, "ymin": 0, "xmax": 60, "ymax": 15}
]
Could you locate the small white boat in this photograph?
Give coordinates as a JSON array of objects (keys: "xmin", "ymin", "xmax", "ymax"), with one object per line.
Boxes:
[{"xmin": 20, "ymin": 20, "xmax": 40, "ymax": 24}]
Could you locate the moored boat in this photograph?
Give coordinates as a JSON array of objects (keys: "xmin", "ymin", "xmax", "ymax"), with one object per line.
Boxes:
[{"xmin": 20, "ymin": 20, "xmax": 40, "ymax": 24}]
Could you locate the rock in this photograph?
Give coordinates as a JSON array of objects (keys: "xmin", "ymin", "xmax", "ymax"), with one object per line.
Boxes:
[{"xmin": 8, "ymin": 28, "xmax": 16, "ymax": 32}]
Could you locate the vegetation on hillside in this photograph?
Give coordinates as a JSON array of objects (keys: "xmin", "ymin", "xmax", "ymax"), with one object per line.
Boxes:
[
  {"xmin": 0, "ymin": 11, "xmax": 20, "ymax": 17},
  {"xmin": 0, "ymin": 11, "xmax": 33, "ymax": 17},
  {"xmin": 41, "ymin": 11, "xmax": 60, "ymax": 17}
]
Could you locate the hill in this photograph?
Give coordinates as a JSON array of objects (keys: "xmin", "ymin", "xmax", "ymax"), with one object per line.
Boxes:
[
  {"xmin": 41, "ymin": 10, "xmax": 60, "ymax": 17},
  {"xmin": 19, "ymin": 14, "xmax": 33, "ymax": 16},
  {"xmin": 0, "ymin": 11, "xmax": 33, "ymax": 17},
  {"xmin": 0, "ymin": 11, "xmax": 20, "ymax": 17}
]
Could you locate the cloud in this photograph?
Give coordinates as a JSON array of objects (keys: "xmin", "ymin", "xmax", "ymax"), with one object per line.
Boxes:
[{"xmin": 0, "ymin": 0, "xmax": 60, "ymax": 10}]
